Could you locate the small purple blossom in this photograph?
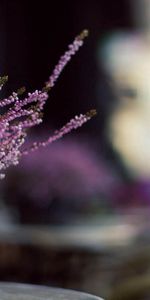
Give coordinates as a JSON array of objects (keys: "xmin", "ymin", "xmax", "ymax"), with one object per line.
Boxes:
[{"xmin": 0, "ymin": 30, "xmax": 96, "ymax": 178}]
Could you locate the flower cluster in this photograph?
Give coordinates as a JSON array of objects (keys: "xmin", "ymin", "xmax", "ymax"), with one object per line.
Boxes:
[{"xmin": 0, "ymin": 30, "xmax": 96, "ymax": 179}]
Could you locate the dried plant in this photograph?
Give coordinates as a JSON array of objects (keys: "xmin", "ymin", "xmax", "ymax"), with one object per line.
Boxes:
[{"xmin": 0, "ymin": 30, "xmax": 96, "ymax": 179}]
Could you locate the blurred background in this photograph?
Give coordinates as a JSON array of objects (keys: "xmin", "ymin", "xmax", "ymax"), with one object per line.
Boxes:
[{"xmin": 1, "ymin": 0, "xmax": 150, "ymax": 299}]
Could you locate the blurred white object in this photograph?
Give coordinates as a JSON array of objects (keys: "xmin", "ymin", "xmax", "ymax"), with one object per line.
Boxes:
[
  {"xmin": 100, "ymin": 4, "xmax": 150, "ymax": 177},
  {"xmin": 0, "ymin": 282, "xmax": 104, "ymax": 300}
]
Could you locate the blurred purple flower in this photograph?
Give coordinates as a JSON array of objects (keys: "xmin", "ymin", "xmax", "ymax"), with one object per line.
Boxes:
[
  {"xmin": 112, "ymin": 179, "xmax": 150, "ymax": 211},
  {"xmin": 4, "ymin": 136, "xmax": 118, "ymax": 205}
]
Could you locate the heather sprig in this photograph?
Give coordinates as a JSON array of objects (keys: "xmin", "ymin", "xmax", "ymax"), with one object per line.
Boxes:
[
  {"xmin": 0, "ymin": 30, "xmax": 96, "ymax": 179},
  {"xmin": 22, "ymin": 109, "xmax": 96, "ymax": 155},
  {"xmin": 44, "ymin": 29, "xmax": 88, "ymax": 90}
]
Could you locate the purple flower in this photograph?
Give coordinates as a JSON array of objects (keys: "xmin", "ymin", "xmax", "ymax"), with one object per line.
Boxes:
[{"xmin": 0, "ymin": 30, "xmax": 96, "ymax": 179}]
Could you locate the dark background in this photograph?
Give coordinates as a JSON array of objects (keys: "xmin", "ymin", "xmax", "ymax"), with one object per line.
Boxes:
[{"xmin": 0, "ymin": 0, "xmax": 133, "ymax": 135}]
